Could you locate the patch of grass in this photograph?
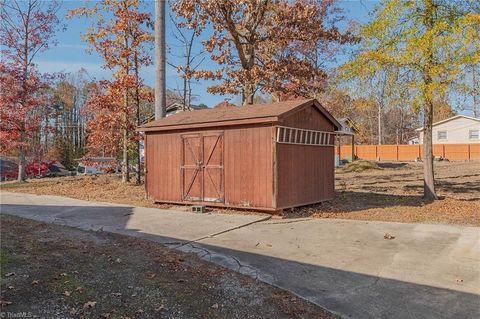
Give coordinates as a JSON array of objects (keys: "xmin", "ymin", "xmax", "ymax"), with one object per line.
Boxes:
[
  {"xmin": 339, "ymin": 160, "xmax": 381, "ymax": 173},
  {"xmin": 0, "ymin": 249, "xmax": 12, "ymax": 265},
  {"xmin": 48, "ymin": 273, "xmax": 94, "ymax": 304},
  {"xmin": 25, "ymin": 240, "xmax": 53, "ymax": 255},
  {"xmin": 0, "ymin": 182, "xmax": 29, "ymax": 189},
  {"xmin": 0, "ymin": 250, "xmax": 15, "ymax": 286},
  {"xmin": 0, "ymin": 180, "xmax": 58, "ymax": 189}
]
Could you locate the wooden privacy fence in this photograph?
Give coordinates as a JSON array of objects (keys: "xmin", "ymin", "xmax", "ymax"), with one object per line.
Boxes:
[{"xmin": 336, "ymin": 144, "xmax": 480, "ymax": 161}]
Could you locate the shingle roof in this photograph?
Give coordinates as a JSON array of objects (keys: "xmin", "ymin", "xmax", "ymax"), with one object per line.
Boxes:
[
  {"xmin": 415, "ymin": 115, "xmax": 480, "ymax": 131},
  {"xmin": 138, "ymin": 99, "xmax": 340, "ymax": 132}
]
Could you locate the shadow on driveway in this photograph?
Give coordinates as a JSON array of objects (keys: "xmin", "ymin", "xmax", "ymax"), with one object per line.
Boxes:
[{"xmin": 1, "ymin": 200, "xmax": 479, "ymax": 319}]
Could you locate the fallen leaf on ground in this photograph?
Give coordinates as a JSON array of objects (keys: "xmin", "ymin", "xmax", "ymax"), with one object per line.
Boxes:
[
  {"xmin": 83, "ymin": 301, "xmax": 97, "ymax": 309},
  {"xmin": 75, "ymin": 286, "xmax": 83, "ymax": 292},
  {"xmin": 0, "ymin": 300, "xmax": 13, "ymax": 307},
  {"xmin": 155, "ymin": 305, "xmax": 165, "ymax": 312},
  {"xmin": 211, "ymin": 303, "xmax": 219, "ymax": 309},
  {"xmin": 63, "ymin": 291, "xmax": 71, "ymax": 297},
  {"xmin": 102, "ymin": 313, "xmax": 111, "ymax": 318},
  {"xmin": 31, "ymin": 280, "xmax": 40, "ymax": 285},
  {"xmin": 4, "ymin": 272, "xmax": 15, "ymax": 277},
  {"xmin": 384, "ymin": 232, "xmax": 395, "ymax": 240},
  {"xmin": 7, "ymin": 285, "xmax": 14, "ymax": 290}
]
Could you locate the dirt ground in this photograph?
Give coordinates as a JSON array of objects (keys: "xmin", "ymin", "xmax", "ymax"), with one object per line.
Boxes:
[
  {"xmin": 0, "ymin": 175, "xmax": 163, "ymax": 209},
  {"xmin": 284, "ymin": 161, "xmax": 480, "ymax": 226},
  {"xmin": 1, "ymin": 161, "xmax": 479, "ymax": 226},
  {"xmin": 0, "ymin": 215, "xmax": 332, "ymax": 319}
]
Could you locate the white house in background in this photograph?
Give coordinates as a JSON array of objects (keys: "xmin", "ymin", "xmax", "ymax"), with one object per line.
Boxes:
[
  {"xmin": 164, "ymin": 102, "xmax": 208, "ymax": 116},
  {"xmin": 416, "ymin": 115, "xmax": 480, "ymax": 144}
]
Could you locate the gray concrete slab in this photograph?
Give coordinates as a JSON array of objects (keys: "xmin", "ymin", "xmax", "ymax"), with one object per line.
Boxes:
[
  {"xmin": 0, "ymin": 192, "xmax": 270, "ymax": 243},
  {"xmin": 1, "ymin": 191, "xmax": 479, "ymax": 319},
  {"xmin": 194, "ymin": 218, "xmax": 480, "ymax": 319}
]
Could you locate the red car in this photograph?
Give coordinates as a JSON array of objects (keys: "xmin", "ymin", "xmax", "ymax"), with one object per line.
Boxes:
[{"xmin": 25, "ymin": 161, "xmax": 51, "ymax": 178}]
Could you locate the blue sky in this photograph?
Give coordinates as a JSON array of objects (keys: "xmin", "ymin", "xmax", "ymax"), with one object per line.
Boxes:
[{"xmin": 36, "ymin": 0, "xmax": 378, "ymax": 107}]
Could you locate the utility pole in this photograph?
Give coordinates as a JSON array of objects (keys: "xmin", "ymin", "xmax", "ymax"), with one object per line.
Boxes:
[{"xmin": 155, "ymin": 0, "xmax": 166, "ymax": 120}]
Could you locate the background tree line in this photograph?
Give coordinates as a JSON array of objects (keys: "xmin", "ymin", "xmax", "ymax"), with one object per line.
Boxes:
[{"xmin": 1, "ymin": 0, "xmax": 479, "ymax": 200}]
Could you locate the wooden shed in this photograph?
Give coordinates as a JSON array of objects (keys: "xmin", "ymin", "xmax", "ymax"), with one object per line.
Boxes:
[{"xmin": 137, "ymin": 99, "xmax": 340, "ymax": 212}]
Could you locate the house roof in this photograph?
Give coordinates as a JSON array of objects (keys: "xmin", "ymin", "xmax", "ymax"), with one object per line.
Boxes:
[
  {"xmin": 337, "ymin": 117, "xmax": 359, "ymax": 135},
  {"xmin": 167, "ymin": 102, "xmax": 208, "ymax": 111},
  {"xmin": 138, "ymin": 99, "xmax": 340, "ymax": 132},
  {"xmin": 141, "ymin": 102, "xmax": 208, "ymax": 125},
  {"xmin": 213, "ymin": 100, "xmax": 237, "ymax": 109},
  {"xmin": 416, "ymin": 115, "xmax": 480, "ymax": 131}
]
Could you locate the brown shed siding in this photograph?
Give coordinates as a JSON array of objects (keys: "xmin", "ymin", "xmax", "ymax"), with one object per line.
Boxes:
[
  {"xmin": 276, "ymin": 106, "xmax": 335, "ymax": 209},
  {"xmin": 145, "ymin": 124, "xmax": 273, "ymax": 209},
  {"xmin": 145, "ymin": 132, "xmax": 182, "ymax": 202},
  {"xmin": 276, "ymin": 144, "xmax": 334, "ymax": 208},
  {"xmin": 280, "ymin": 105, "xmax": 334, "ymax": 131},
  {"xmin": 224, "ymin": 125, "xmax": 273, "ymax": 209}
]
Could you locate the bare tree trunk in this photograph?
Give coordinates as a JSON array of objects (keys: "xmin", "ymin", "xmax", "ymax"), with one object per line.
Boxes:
[
  {"xmin": 187, "ymin": 81, "xmax": 192, "ymax": 108},
  {"xmin": 122, "ymin": 33, "xmax": 130, "ymax": 183},
  {"xmin": 134, "ymin": 52, "xmax": 141, "ymax": 185},
  {"xmin": 184, "ymin": 32, "xmax": 195, "ymax": 111},
  {"xmin": 377, "ymin": 102, "xmax": 382, "ymax": 145},
  {"xmin": 243, "ymin": 83, "xmax": 254, "ymax": 105},
  {"xmin": 472, "ymin": 64, "xmax": 478, "ymax": 118},
  {"xmin": 17, "ymin": 2, "xmax": 31, "ymax": 182},
  {"xmin": 44, "ymin": 107, "xmax": 49, "ymax": 154},
  {"xmin": 182, "ymin": 73, "xmax": 187, "ymax": 111},
  {"xmin": 399, "ymin": 109, "xmax": 404, "ymax": 144},
  {"xmin": 155, "ymin": 0, "xmax": 166, "ymax": 119},
  {"xmin": 422, "ymin": 99, "xmax": 436, "ymax": 200},
  {"xmin": 376, "ymin": 73, "xmax": 387, "ymax": 145},
  {"xmin": 17, "ymin": 130, "xmax": 26, "ymax": 182},
  {"xmin": 422, "ymin": 0, "xmax": 437, "ymax": 201},
  {"xmin": 122, "ymin": 88, "xmax": 130, "ymax": 183}
]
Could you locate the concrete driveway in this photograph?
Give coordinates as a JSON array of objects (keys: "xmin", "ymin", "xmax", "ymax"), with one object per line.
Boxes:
[{"xmin": 1, "ymin": 191, "xmax": 479, "ymax": 319}]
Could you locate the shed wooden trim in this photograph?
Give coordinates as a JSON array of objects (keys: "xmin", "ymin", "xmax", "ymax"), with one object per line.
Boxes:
[
  {"xmin": 275, "ymin": 197, "xmax": 334, "ymax": 210},
  {"xmin": 272, "ymin": 125, "xmax": 278, "ymax": 209},
  {"xmin": 275, "ymin": 126, "xmax": 335, "ymax": 146},
  {"xmin": 153, "ymin": 199, "xmax": 282, "ymax": 212},
  {"xmin": 138, "ymin": 116, "xmax": 279, "ymax": 132}
]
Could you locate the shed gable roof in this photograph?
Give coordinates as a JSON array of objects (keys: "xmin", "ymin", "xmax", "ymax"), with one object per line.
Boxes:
[{"xmin": 138, "ymin": 99, "xmax": 340, "ymax": 132}]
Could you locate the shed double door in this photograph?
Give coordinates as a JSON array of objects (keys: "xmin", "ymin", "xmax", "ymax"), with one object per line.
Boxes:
[{"xmin": 181, "ymin": 132, "xmax": 224, "ymax": 202}]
